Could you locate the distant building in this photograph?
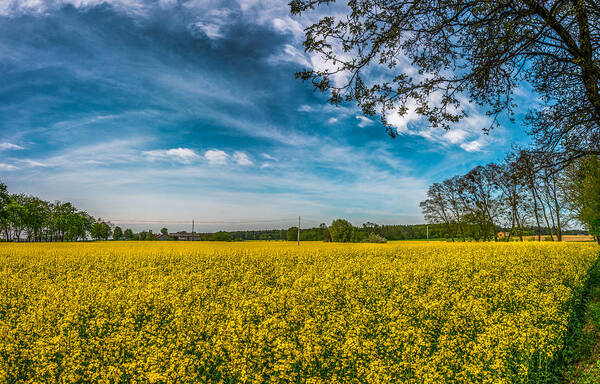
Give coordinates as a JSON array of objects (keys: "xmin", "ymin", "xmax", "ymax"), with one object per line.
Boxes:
[
  {"xmin": 169, "ymin": 232, "xmax": 203, "ymax": 241},
  {"xmin": 156, "ymin": 233, "xmax": 170, "ymax": 241}
]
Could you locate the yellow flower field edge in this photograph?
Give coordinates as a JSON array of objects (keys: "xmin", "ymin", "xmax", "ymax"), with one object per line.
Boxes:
[
  {"xmin": 558, "ymin": 255, "xmax": 600, "ymax": 383},
  {"xmin": 548, "ymin": 249, "xmax": 600, "ymax": 383},
  {"xmin": 0, "ymin": 241, "xmax": 598, "ymax": 383}
]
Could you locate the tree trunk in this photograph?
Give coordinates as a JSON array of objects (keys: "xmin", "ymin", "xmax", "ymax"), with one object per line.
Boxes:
[
  {"xmin": 538, "ymin": 198, "xmax": 554, "ymax": 241},
  {"xmin": 515, "ymin": 212, "xmax": 524, "ymax": 241},
  {"xmin": 507, "ymin": 210, "xmax": 515, "ymax": 242},
  {"xmin": 530, "ymin": 184, "xmax": 542, "ymax": 241},
  {"xmin": 551, "ymin": 173, "xmax": 563, "ymax": 241}
]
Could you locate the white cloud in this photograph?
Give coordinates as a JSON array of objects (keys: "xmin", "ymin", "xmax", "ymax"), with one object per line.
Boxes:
[
  {"xmin": 189, "ymin": 22, "xmax": 224, "ymax": 39},
  {"xmin": 21, "ymin": 159, "xmax": 48, "ymax": 167},
  {"xmin": 460, "ymin": 139, "xmax": 485, "ymax": 152},
  {"xmin": 384, "ymin": 97, "xmax": 499, "ymax": 152},
  {"xmin": 356, "ymin": 115, "xmax": 374, "ymax": 128},
  {"xmin": 385, "ymin": 102, "xmax": 420, "ymax": 134},
  {"xmin": 327, "ymin": 117, "xmax": 338, "ymax": 124},
  {"xmin": 269, "ymin": 44, "xmax": 312, "ymax": 67},
  {"xmin": 143, "ymin": 147, "xmax": 201, "ymax": 163},
  {"xmin": 442, "ymin": 129, "xmax": 468, "ymax": 144},
  {"xmin": 298, "ymin": 104, "xmax": 312, "ymax": 112},
  {"xmin": 1, "ymin": 0, "xmax": 150, "ymax": 17},
  {"xmin": 272, "ymin": 16, "xmax": 304, "ymax": 38},
  {"xmin": 232, "ymin": 151, "xmax": 253, "ymax": 166},
  {"xmin": 261, "ymin": 153, "xmax": 277, "ymax": 161},
  {"xmin": 204, "ymin": 149, "xmax": 229, "ymax": 165},
  {"xmin": 309, "ymin": 49, "xmax": 352, "ymax": 88},
  {"xmin": 0, "ymin": 142, "xmax": 24, "ymax": 150},
  {"xmin": 0, "ymin": 163, "xmax": 17, "ymax": 171}
]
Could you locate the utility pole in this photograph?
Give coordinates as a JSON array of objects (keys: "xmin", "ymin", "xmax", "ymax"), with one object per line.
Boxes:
[
  {"xmin": 298, "ymin": 216, "xmax": 300, "ymax": 246},
  {"xmin": 192, "ymin": 220, "xmax": 194, "ymax": 234}
]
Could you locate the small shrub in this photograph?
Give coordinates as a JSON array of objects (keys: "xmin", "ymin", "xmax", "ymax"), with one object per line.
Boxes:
[{"xmin": 363, "ymin": 233, "xmax": 387, "ymax": 243}]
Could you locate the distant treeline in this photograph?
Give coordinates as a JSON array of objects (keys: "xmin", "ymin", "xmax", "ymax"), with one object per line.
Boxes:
[{"xmin": 170, "ymin": 222, "xmax": 588, "ymax": 242}]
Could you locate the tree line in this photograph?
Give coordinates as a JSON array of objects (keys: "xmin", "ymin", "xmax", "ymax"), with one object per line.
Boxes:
[
  {"xmin": 420, "ymin": 152, "xmax": 600, "ymax": 243},
  {"xmin": 197, "ymin": 220, "xmax": 586, "ymax": 243},
  {"xmin": 0, "ymin": 181, "xmax": 116, "ymax": 242}
]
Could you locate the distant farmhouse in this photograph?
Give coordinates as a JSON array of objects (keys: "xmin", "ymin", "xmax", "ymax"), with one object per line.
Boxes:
[
  {"xmin": 169, "ymin": 232, "xmax": 202, "ymax": 241},
  {"xmin": 156, "ymin": 233, "xmax": 170, "ymax": 241}
]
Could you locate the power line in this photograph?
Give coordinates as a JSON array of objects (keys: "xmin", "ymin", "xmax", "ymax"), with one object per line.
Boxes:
[{"xmin": 107, "ymin": 218, "xmax": 302, "ymax": 225}]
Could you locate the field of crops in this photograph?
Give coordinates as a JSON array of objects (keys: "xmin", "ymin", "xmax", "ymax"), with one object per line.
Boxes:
[{"xmin": 0, "ymin": 241, "xmax": 598, "ymax": 383}]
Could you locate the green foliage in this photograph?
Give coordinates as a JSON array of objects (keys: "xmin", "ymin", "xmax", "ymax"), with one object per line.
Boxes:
[
  {"xmin": 322, "ymin": 227, "xmax": 332, "ymax": 242},
  {"xmin": 363, "ymin": 233, "xmax": 387, "ymax": 243},
  {"xmin": 286, "ymin": 227, "xmax": 298, "ymax": 242},
  {"xmin": 329, "ymin": 219, "xmax": 355, "ymax": 242},
  {"xmin": 91, "ymin": 220, "xmax": 113, "ymax": 241},
  {"xmin": 564, "ymin": 156, "xmax": 600, "ymax": 243},
  {"xmin": 211, "ymin": 231, "xmax": 232, "ymax": 241},
  {"xmin": 123, "ymin": 228, "xmax": 133, "ymax": 240},
  {"xmin": 576, "ymin": 361, "xmax": 600, "ymax": 384},
  {"xmin": 113, "ymin": 226, "xmax": 123, "ymax": 240},
  {"xmin": 562, "ymin": 260, "xmax": 600, "ymax": 384},
  {"xmin": 0, "ymin": 180, "xmax": 95, "ymax": 242}
]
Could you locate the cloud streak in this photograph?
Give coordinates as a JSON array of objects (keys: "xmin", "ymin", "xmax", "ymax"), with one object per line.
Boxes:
[
  {"xmin": 144, "ymin": 148, "xmax": 201, "ymax": 163},
  {"xmin": 0, "ymin": 142, "xmax": 23, "ymax": 150}
]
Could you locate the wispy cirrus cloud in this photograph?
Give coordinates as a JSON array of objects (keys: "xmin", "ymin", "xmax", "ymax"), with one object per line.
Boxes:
[
  {"xmin": 268, "ymin": 44, "xmax": 312, "ymax": 67},
  {"xmin": 0, "ymin": 163, "xmax": 17, "ymax": 171},
  {"xmin": 187, "ymin": 8, "xmax": 233, "ymax": 40},
  {"xmin": 0, "ymin": 142, "xmax": 23, "ymax": 150},
  {"xmin": 356, "ymin": 115, "xmax": 374, "ymax": 128},
  {"xmin": 232, "ymin": 151, "xmax": 253, "ymax": 166}
]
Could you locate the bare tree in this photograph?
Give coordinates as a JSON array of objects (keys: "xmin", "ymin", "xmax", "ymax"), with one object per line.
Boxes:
[{"xmin": 420, "ymin": 182, "xmax": 456, "ymax": 241}]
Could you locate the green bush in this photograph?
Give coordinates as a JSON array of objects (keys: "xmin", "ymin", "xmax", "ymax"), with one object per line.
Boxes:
[
  {"xmin": 329, "ymin": 219, "xmax": 355, "ymax": 242},
  {"xmin": 363, "ymin": 233, "xmax": 387, "ymax": 243}
]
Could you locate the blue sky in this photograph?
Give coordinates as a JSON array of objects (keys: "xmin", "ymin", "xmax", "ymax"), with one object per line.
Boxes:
[{"xmin": 0, "ymin": 0, "xmax": 533, "ymax": 231}]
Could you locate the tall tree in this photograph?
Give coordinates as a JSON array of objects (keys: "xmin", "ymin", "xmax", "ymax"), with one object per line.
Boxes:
[
  {"xmin": 489, "ymin": 160, "xmax": 530, "ymax": 241},
  {"xmin": 6, "ymin": 195, "xmax": 27, "ymax": 241},
  {"xmin": 443, "ymin": 177, "xmax": 467, "ymax": 241},
  {"xmin": 420, "ymin": 182, "xmax": 456, "ymax": 241},
  {"xmin": 457, "ymin": 166, "xmax": 501, "ymax": 241},
  {"xmin": 329, "ymin": 219, "xmax": 355, "ymax": 242},
  {"xmin": 515, "ymin": 151, "xmax": 544, "ymax": 240},
  {"xmin": 563, "ymin": 155, "xmax": 600, "ymax": 243},
  {"xmin": 0, "ymin": 182, "xmax": 10, "ymax": 240},
  {"xmin": 113, "ymin": 226, "xmax": 123, "ymax": 241},
  {"xmin": 292, "ymin": 0, "xmax": 600, "ymax": 163}
]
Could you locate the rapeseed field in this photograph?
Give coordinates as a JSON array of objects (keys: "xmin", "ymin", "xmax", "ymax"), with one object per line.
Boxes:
[{"xmin": 0, "ymin": 241, "xmax": 598, "ymax": 383}]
